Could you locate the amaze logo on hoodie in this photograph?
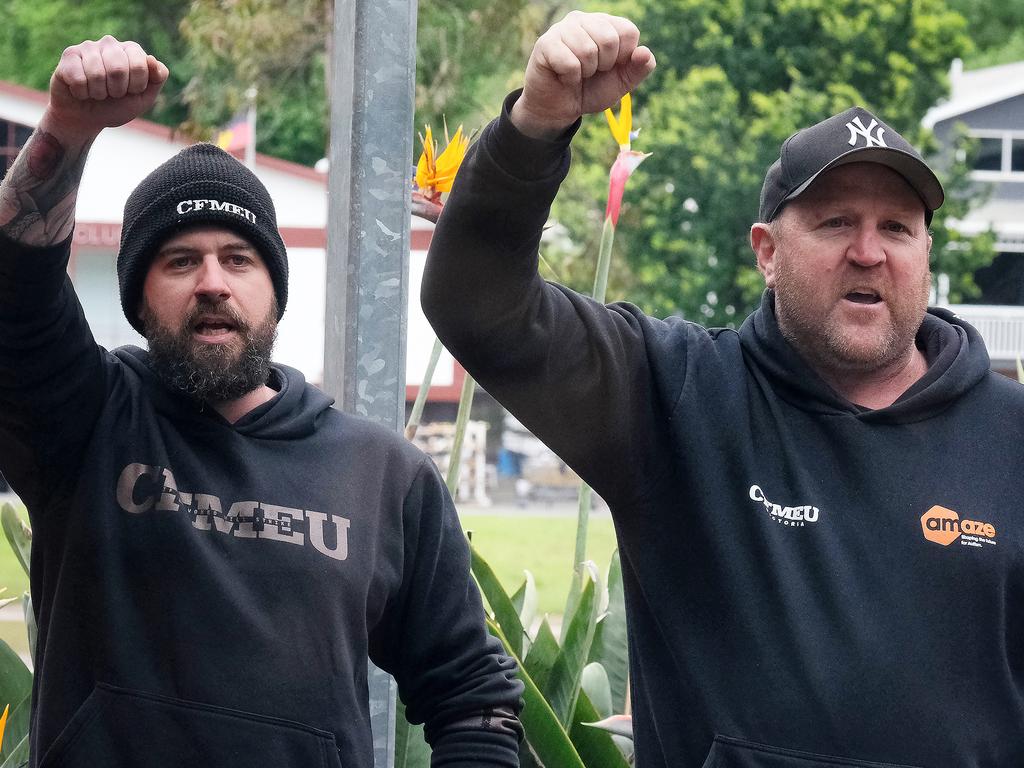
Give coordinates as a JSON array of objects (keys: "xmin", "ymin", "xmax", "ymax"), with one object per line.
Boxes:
[{"xmin": 921, "ymin": 505, "xmax": 997, "ymax": 549}]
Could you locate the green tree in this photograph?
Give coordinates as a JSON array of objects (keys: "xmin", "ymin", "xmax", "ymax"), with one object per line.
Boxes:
[
  {"xmin": 946, "ymin": 0, "xmax": 1024, "ymax": 65},
  {"xmin": 0, "ymin": 0, "xmax": 560, "ymax": 166},
  {"xmin": 547, "ymin": 0, "xmax": 981, "ymax": 324},
  {"xmin": 0, "ymin": 0, "xmax": 191, "ymax": 126},
  {"xmin": 180, "ymin": 0, "xmax": 560, "ymax": 165}
]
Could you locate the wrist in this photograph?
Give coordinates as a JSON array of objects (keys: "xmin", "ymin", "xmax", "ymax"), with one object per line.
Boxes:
[
  {"xmin": 36, "ymin": 109, "xmax": 101, "ymax": 153},
  {"xmin": 509, "ymin": 96, "xmax": 577, "ymax": 141}
]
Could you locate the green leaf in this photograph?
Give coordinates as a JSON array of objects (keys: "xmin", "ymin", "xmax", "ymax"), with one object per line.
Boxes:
[
  {"xmin": 589, "ymin": 549, "xmax": 629, "ymax": 713},
  {"xmin": 394, "ymin": 699, "xmax": 431, "ymax": 768},
  {"xmin": 561, "ymin": 486, "xmax": 592, "ymax": 643},
  {"xmin": 0, "ymin": 693, "xmax": 31, "ymax": 767},
  {"xmin": 514, "ymin": 570, "xmax": 538, "ymax": 634},
  {"xmin": 470, "ymin": 544, "xmax": 527, "ymax": 659},
  {"xmin": 486, "ymin": 617, "xmax": 586, "ymax": 768},
  {"xmin": 561, "ymin": 574, "xmax": 582, "ymax": 646},
  {"xmin": 21, "ymin": 596, "xmax": 35, "ymax": 664},
  {"xmin": 569, "ymin": 690, "xmax": 632, "ymax": 768},
  {"xmin": 545, "ymin": 563, "xmax": 600, "ymax": 727},
  {"xmin": 580, "ymin": 663, "xmax": 612, "ymax": 719},
  {"xmin": 523, "ymin": 618, "xmax": 560, "ymax": 694},
  {"xmin": 0, "ymin": 640, "xmax": 31, "ymax": 765},
  {"xmin": 0, "ymin": 733, "xmax": 28, "ymax": 768},
  {"xmin": 518, "ymin": 742, "xmax": 544, "ymax": 768},
  {"xmin": 510, "ymin": 570, "xmax": 539, "ymax": 657},
  {"xmin": 0, "ymin": 505, "xmax": 30, "ymax": 578}
]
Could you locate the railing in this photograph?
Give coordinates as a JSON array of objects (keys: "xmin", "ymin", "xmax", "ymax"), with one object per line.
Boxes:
[{"xmin": 946, "ymin": 304, "xmax": 1024, "ymax": 363}]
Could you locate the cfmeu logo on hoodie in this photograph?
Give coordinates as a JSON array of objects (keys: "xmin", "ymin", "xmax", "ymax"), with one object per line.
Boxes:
[
  {"xmin": 749, "ymin": 485, "xmax": 820, "ymax": 527},
  {"xmin": 921, "ymin": 505, "xmax": 997, "ymax": 548},
  {"xmin": 116, "ymin": 463, "xmax": 350, "ymax": 561}
]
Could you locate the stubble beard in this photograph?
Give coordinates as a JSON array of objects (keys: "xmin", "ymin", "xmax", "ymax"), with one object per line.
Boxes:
[
  {"xmin": 141, "ymin": 298, "xmax": 278, "ymax": 403},
  {"xmin": 773, "ymin": 254, "xmax": 931, "ymax": 377}
]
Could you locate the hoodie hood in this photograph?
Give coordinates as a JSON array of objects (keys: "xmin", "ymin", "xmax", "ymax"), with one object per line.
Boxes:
[
  {"xmin": 738, "ymin": 290, "xmax": 991, "ymax": 424},
  {"xmin": 114, "ymin": 346, "xmax": 334, "ymax": 439}
]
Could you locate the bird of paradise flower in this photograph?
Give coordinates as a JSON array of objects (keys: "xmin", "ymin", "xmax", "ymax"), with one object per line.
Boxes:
[
  {"xmin": 594, "ymin": 93, "xmax": 651, "ymax": 301},
  {"xmin": 567, "ymin": 92, "xmax": 652, "ymax": 623},
  {"xmin": 411, "ymin": 123, "xmax": 470, "ymax": 223},
  {"xmin": 407, "ymin": 121, "xmax": 473, "ymax": 449},
  {"xmin": 0, "ymin": 703, "xmax": 9, "ymax": 752}
]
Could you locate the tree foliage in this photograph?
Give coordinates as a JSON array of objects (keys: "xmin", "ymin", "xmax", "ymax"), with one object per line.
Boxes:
[
  {"xmin": 946, "ymin": 0, "xmax": 1024, "ymax": 65},
  {"xmin": 180, "ymin": 0, "xmax": 561, "ymax": 165},
  {"xmin": 0, "ymin": 0, "xmax": 560, "ymax": 167},
  {"xmin": 548, "ymin": 0, "xmax": 980, "ymax": 324},
  {"xmin": 0, "ymin": 0, "xmax": 191, "ymax": 126}
]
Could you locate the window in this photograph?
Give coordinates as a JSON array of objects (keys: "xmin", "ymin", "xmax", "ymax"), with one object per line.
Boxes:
[
  {"xmin": 0, "ymin": 119, "xmax": 34, "ymax": 183},
  {"xmin": 970, "ymin": 131, "xmax": 1024, "ymax": 178},
  {"xmin": 974, "ymin": 137, "xmax": 1003, "ymax": 171},
  {"xmin": 1012, "ymin": 139, "xmax": 1024, "ymax": 173}
]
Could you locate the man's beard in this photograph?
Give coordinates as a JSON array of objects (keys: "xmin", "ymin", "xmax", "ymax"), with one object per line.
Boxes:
[
  {"xmin": 773, "ymin": 255, "xmax": 930, "ymax": 376},
  {"xmin": 141, "ymin": 298, "xmax": 278, "ymax": 402}
]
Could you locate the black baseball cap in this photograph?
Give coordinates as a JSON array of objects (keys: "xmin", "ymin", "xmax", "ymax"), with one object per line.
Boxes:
[{"xmin": 758, "ymin": 106, "xmax": 944, "ymax": 224}]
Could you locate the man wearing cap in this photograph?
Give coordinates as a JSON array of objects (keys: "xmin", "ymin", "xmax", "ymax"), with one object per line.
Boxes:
[
  {"xmin": 423, "ymin": 11, "xmax": 1024, "ymax": 767},
  {"xmin": 0, "ymin": 36, "xmax": 523, "ymax": 767}
]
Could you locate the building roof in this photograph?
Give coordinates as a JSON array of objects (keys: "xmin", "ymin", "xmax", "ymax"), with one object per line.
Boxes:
[{"xmin": 923, "ymin": 59, "xmax": 1024, "ymax": 128}]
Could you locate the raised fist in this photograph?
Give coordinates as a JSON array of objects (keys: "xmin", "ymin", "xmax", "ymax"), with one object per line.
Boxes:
[
  {"xmin": 511, "ymin": 11, "xmax": 656, "ymax": 139},
  {"xmin": 46, "ymin": 35, "xmax": 168, "ymax": 141}
]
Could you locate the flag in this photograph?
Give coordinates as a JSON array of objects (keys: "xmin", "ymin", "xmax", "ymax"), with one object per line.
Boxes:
[{"xmin": 214, "ymin": 109, "xmax": 253, "ymax": 153}]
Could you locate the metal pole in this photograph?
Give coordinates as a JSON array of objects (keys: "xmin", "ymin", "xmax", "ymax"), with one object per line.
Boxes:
[{"xmin": 324, "ymin": 1, "xmax": 418, "ymax": 767}]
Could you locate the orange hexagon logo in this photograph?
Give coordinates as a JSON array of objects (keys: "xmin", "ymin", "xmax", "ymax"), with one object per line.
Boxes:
[{"xmin": 921, "ymin": 505, "xmax": 961, "ymax": 546}]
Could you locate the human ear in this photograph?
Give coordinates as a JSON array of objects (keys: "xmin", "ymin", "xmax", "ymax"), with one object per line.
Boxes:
[{"xmin": 750, "ymin": 223, "xmax": 778, "ymax": 288}]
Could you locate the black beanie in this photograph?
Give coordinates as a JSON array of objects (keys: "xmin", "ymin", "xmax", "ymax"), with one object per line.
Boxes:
[{"xmin": 117, "ymin": 143, "xmax": 288, "ymax": 334}]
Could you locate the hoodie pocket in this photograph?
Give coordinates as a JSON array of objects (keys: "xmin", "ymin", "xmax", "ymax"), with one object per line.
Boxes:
[
  {"xmin": 40, "ymin": 683, "xmax": 344, "ymax": 768},
  {"xmin": 700, "ymin": 735, "xmax": 924, "ymax": 768}
]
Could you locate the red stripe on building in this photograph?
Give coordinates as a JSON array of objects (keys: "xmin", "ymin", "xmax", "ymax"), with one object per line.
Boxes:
[{"xmin": 405, "ymin": 363, "xmax": 466, "ymax": 403}]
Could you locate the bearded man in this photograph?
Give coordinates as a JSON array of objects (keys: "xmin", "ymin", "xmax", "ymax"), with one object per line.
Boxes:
[
  {"xmin": 0, "ymin": 36, "xmax": 522, "ymax": 768},
  {"xmin": 422, "ymin": 10, "xmax": 1024, "ymax": 767}
]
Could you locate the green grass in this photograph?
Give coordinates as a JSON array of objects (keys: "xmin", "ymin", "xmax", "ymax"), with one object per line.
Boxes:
[
  {"xmin": 0, "ymin": 504, "xmax": 29, "ymax": 599},
  {"xmin": 0, "ymin": 503, "xmax": 31, "ymax": 660},
  {"xmin": 460, "ymin": 513, "xmax": 618, "ymax": 616}
]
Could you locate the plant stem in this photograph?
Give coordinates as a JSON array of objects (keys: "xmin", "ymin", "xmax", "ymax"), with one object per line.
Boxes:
[
  {"xmin": 404, "ymin": 337, "xmax": 444, "ymax": 440},
  {"xmin": 445, "ymin": 372, "xmax": 477, "ymax": 495},
  {"xmin": 592, "ymin": 217, "xmax": 616, "ymax": 304}
]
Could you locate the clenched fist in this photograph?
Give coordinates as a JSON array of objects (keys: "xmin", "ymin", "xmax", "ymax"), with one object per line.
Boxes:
[
  {"xmin": 46, "ymin": 35, "xmax": 168, "ymax": 143},
  {"xmin": 511, "ymin": 11, "xmax": 656, "ymax": 140}
]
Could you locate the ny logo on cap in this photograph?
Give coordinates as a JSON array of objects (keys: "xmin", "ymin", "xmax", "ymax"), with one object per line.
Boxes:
[{"xmin": 846, "ymin": 116, "xmax": 887, "ymax": 148}]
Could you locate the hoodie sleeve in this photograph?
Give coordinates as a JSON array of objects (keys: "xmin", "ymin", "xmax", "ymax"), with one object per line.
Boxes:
[
  {"xmin": 421, "ymin": 92, "xmax": 678, "ymax": 507},
  {"xmin": 0, "ymin": 230, "xmax": 107, "ymax": 507},
  {"xmin": 369, "ymin": 458, "xmax": 524, "ymax": 767}
]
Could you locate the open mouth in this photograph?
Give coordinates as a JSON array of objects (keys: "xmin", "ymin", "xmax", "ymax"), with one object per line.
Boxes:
[
  {"xmin": 193, "ymin": 318, "xmax": 237, "ymax": 337},
  {"xmin": 844, "ymin": 290, "xmax": 882, "ymax": 305}
]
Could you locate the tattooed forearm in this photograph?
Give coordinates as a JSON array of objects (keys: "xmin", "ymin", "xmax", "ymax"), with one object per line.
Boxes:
[{"xmin": 0, "ymin": 129, "xmax": 92, "ymax": 246}]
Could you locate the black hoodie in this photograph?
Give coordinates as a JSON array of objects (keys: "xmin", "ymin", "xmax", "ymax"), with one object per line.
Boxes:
[
  {"xmin": 422, "ymin": 97, "xmax": 1024, "ymax": 767},
  {"xmin": 0, "ymin": 232, "xmax": 523, "ymax": 768}
]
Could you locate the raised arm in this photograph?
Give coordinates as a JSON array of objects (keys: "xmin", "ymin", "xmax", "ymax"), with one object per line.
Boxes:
[
  {"xmin": 422, "ymin": 14, "xmax": 670, "ymax": 505},
  {"xmin": 0, "ymin": 36, "xmax": 167, "ymax": 245},
  {"xmin": 0, "ymin": 37, "xmax": 167, "ymax": 508}
]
